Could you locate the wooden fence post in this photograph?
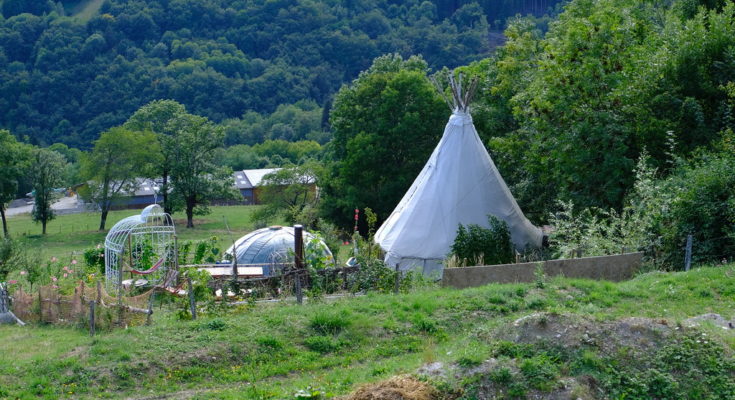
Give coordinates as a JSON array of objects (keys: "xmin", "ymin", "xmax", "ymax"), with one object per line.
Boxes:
[
  {"xmin": 685, "ymin": 234, "xmax": 693, "ymax": 271},
  {"xmin": 294, "ymin": 225, "xmax": 304, "ymax": 305},
  {"xmin": 394, "ymin": 264, "xmax": 401, "ymax": 294},
  {"xmin": 146, "ymin": 290, "xmax": 155, "ymax": 326},
  {"xmin": 187, "ymin": 277, "xmax": 197, "ymax": 320},
  {"xmin": 89, "ymin": 301, "xmax": 95, "ymax": 337}
]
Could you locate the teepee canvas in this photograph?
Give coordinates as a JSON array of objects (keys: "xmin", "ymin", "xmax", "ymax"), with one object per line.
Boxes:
[{"xmin": 374, "ymin": 75, "xmax": 543, "ymax": 276}]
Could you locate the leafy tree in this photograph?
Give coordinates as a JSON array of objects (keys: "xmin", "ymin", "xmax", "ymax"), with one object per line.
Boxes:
[
  {"xmin": 167, "ymin": 113, "xmax": 234, "ymax": 228},
  {"xmin": 321, "ymin": 54, "xmax": 447, "ymax": 231},
  {"xmin": 0, "ymin": 130, "xmax": 31, "ymax": 237},
  {"xmin": 124, "ymin": 100, "xmax": 188, "ymax": 215},
  {"xmin": 29, "ymin": 148, "xmax": 66, "ymax": 234},
  {"xmin": 252, "ymin": 162, "xmax": 324, "ymax": 227},
  {"xmin": 80, "ymin": 127, "xmax": 161, "ymax": 230}
]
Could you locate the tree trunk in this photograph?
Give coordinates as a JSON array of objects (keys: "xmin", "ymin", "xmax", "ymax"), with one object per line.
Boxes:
[
  {"xmin": 162, "ymin": 170, "xmax": 170, "ymax": 215},
  {"xmin": 186, "ymin": 198, "xmax": 196, "ymax": 228},
  {"xmin": 42, "ymin": 219, "xmax": 47, "ymax": 235},
  {"xmin": 0, "ymin": 206, "xmax": 7, "ymax": 238},
  {"xmin": 186, "ymin": 203, "xmax": 194, "ymax": 228},
  {"xmin": 99, "ymin": 209, "xmax": 108, "ymax": 231}
]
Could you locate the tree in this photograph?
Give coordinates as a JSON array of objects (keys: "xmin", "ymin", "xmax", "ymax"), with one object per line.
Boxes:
[
  {"xmin": 124, "ymin": 100, "xmax": 187, "ymax": 215},
  {"xmin": 0, "ymin": 130, "xmax": 31, "ymax": 238},
  {"xmin": 321, "ymin": 54, "xmax": 447, "ymax": 231},
  {"xmin": 167, "ymin": 113, "xmax": 234, "ymax": 228},
  {"xmin": 252, "ymin": 162, "xmax": 324, "ymax": 227},
  {"xmin": 30, "ymin": 149, "xmax": 67, "ymax": 235},
  {"xmin": 81, "ymin": 127, "xmax": 161, "ymax": 231}
]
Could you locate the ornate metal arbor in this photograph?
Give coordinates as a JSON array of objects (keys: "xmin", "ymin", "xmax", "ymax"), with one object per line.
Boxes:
[{"xmin": 105, "ymin": 204, "xmax": 176, "ymax": 291}]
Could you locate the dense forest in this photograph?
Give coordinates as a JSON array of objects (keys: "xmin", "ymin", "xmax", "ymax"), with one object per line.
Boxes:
[
  {"xmin": 1, "ymin": 0, "xmax": 734, "ymax": 266},
  {"xmin": 0, "ymin": 0, "xmax": 562, "ymax": 148}
]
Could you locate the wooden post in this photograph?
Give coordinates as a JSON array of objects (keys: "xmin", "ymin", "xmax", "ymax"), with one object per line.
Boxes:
[
  {"xmin": 38, "ymin": 290, "xmax": 43, "ymax": 323},
  {"xmin": 685, "ymin": 234, "xmax": 693, "ymax": 271},
  {"xmin": 89, "ymin": 301, "xmax": 95, "ymax": 337},
  {"xmin": 394, "ymin": 264, "xmax": 400, "ymax": 294},
  {"xmin": 96, "ymin": 280, "xmax": 102, "ymax": 304},
  {"xmin": 146, "ymin": 290, "xmax": 155, "ymax": 326},
  {"xmin": 515, "ymin": 252, "xmax": 521, "ymax": 264},
  {"xmin": 294, "ymin": 225, "xmax": 304, "ymax": 305},
  {"xmin": 187, "ymin": 277, "xmax": 197, "ymax": 320}
]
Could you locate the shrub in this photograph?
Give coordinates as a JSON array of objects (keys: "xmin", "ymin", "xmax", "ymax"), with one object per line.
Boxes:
[
  {"xmin": 450, "ymin": 215, "xmax": 514, "ymax": 266},
  {"xmin": 659, "ymin": 155, "xmax": 735, "ymax": 267},
  {"xmin": 83, "ymin": 245, "xmax": 105, "ymax": 275}
]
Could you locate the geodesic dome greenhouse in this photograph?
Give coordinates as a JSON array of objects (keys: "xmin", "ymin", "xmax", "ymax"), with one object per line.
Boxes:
[{"xmin": 224, "ymin": 226, "xmax": 333, "ymax": 276}]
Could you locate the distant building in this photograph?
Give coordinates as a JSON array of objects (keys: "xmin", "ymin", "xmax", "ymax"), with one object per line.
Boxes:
[
  {"xmin": 97, "ymin": 169, "xmax": 289, "ymax": 209},
  {"xmin": 233, "ymin": 168, "xmax": 280, "ymax": 205}
]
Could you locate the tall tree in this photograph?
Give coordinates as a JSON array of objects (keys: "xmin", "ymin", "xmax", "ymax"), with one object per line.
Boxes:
[
  {"xmin": 124, "ymin": 100, "xmax": 187, "ymax": 215},
  {"xmin": 321, "ymin": 54, "xmax": 447, "ymax": 231},
  {"xmin": 0, "ymin": 130, "xmax": 31, "ymax": 238},
  {"xmin": 167, "ymin": 113, "xmax": 234, "ymax": 228},
  {"xmin": 29, "ymin": 149, "xmax": 66, "ymax": 235},
  {"xmin": 81, "ymin": 127, "xmax": 161, "ymax": 231}
]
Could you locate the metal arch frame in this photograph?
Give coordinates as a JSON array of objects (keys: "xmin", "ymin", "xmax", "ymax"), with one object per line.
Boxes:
[{"xmin": 104, "ymin": 204, "xmax": 176, "ymax": 291}]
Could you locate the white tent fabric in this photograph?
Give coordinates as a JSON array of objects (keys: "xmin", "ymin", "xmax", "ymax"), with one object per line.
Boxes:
[{"xmin": 374, "ymin": 111, "xmax": 543, "ymax": 276}]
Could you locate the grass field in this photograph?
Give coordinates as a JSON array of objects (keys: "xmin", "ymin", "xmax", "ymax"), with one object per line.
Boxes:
[
  {"xmin": 6, "ymin": 206, "xmax": 272, "ymax": 260},
  {"xmin": 1, "ymin": 265, "xmax": 734, "ymax": 399}
]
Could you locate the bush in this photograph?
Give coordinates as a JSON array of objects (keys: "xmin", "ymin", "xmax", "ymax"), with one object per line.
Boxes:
[
  {"xmin": 83, "ymin": 245, "xmax": 106, "ymax": 275},
  {"xmin": 659, "ymin": 155, "xmax": 735, "ymax": 267},
  {"xmin": 450, "ymin": 215, "xmax": 514, "ymax": 266}
]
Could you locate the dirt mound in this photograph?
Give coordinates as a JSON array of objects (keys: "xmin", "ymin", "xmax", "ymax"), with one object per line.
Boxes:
[
  {"xmin": 343, "ymin": 375, "xmax": 437, "ymax": 400},
  {"xmin": 504, "ymin": 312, "xmax": 673, "ymax": 356}
]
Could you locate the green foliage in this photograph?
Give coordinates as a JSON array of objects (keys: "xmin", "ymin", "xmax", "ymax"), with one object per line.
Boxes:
[
  {"xmin": 83, "ymin": 245, "xmax": 105, "ymax": 275},
  {"xmin": 450, "ymin": 215, "xmax": 514, "ymax": 266},
  {"xmin": 251, "ymin": 162, "xmax": 323, "ymax": 227},
  {"xmin": 30, "ymin": 148, "xmax": 67, "ymax": 235},
  {"xmin": 321, "ymin": 54, "xmax": 448, "ymax": 232},
  {"xmin": 80, "ymin": 127, "xmax": 160, "ymax": 230},
  {"xmin": 0, "ymin": 130, "xmax": 32, "ymax": 237},
  {"xmin": 549, "ymin": 153, "xmax": 668, "ymax": 259},
  {"xmin": 192, "ymin": 237, "xmax": 221, "ymax": 265},
  {"xmin": 659, "ymin": 154, "xmax": 735, "ymax": 267},
  {"xmin": 166, "ymin": 113, "xmax": 236, "ymax": 228},
  {"xmin": 0, "ymin": 0, "xmax": 552, "ymax": 148}
]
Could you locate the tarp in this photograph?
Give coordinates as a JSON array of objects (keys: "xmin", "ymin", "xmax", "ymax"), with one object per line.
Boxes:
[{"xmin": 374, "ymin": 111, "xmax": 543, "ymax": 276}]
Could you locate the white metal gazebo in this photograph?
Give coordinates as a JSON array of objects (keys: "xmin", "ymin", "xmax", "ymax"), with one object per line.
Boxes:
[{"xmin": 105, "ymin": 204, "xmax": 176, "ymax": 291}]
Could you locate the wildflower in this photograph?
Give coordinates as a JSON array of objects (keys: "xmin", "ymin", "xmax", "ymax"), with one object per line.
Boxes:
[
  {"xmin": 8, "ymin": 280, "xmax": 17, "ymax": 284},
  {"xmin": 71, "ymin": 260, "xmax": 78, "ymax": 265},
  {"xmin": 96, "ymin": 244, "xmax": 101, "ymax": 249},
  {"xmin": 20, "ymin": 270, "xmax": 27, "ymax": 275},
  {"xmin": 63, "ymin": 266, "xmax": 69, "ymax": 272},
  {"xmin": 63, "ymin": 273, "xmax": 68, "ymax": 278},
  {"xmin": 69, "ymin": 270, "xmax": 74, "ymax": 274},
  {"xmin": 51, "ymin": 256, "xmax": 58, "ymax": 262},
  {"xmin": 51, "ymin": 276, "xmax": 58, "ymax": 282},
  {"xmin": 52, "ymin": 285, "xmax": 59, "ymax": 289}
]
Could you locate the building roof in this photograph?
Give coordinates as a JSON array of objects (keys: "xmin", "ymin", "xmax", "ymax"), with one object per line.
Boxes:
[{"xmin": 233, "ymin": 168, "xmax": 281, "ymax": 190}]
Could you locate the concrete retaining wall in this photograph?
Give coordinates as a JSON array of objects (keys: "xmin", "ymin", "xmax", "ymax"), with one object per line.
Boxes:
[{"xmin": 442, "ymin": 252, "xmax": 644, "ymax": 289}]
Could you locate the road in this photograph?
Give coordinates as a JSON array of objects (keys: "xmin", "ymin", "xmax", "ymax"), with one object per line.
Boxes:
[{"xmin": 5, "ymin": 195, "xmax": 85, "ymax": 217}]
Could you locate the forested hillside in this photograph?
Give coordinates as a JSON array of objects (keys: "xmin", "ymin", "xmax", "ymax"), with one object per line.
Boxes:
[{"xmin": 0, "ymin": 0, "xmax": 562, "ymax": 148}]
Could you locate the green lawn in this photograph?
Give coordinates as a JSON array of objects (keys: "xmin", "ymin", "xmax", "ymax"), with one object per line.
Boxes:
[
  {"xmin": 1, "ymin": 265, "xmax": 734, "ymax": 399},
  {"xmin": 6, "ymin": 206, "xmax": 269, "ymax": 260}
]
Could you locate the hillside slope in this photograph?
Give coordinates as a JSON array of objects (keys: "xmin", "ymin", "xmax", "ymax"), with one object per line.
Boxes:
[
  {"xmin": 0, "ymin": 0, "xmax": 563, "ymax": 148},
  {"xmin": 0, "ymin": 264, "xmax": 734, "ymax": 399}
]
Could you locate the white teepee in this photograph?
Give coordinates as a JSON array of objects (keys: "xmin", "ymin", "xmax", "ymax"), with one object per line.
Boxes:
[{"xmin": 374, "ymin": 74, "xmax": 543, "ymax": 276}]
